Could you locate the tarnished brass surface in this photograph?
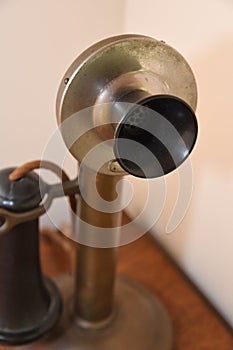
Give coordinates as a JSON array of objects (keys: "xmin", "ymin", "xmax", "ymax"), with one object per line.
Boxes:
[
  {"xmin": 56, "ymin": 34, "xmax": 197, "ymax": 175},
  {"xmin": 74, "ymin": 166, "xmax": 122, "ymax": 327},
  {"xmin": 15, "ymin": 274, "xmax": 172, "ymax": 350}
]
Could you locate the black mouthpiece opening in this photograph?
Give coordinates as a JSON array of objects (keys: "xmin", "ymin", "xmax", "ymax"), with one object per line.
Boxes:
[{"xmin": 114, "ymin": 95, "xmax": 198, "ymax": 178}]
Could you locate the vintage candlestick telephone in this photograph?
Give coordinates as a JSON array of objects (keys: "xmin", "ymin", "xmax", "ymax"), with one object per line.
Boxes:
[{"xmin": 0, "ymin": 34, "xmax": 198, "ymax": 349}]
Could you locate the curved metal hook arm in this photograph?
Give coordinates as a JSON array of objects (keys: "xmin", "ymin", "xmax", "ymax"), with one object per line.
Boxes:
[{"xmin": 0, "ymin": 176, "xmax": 79, "ymax": 235}]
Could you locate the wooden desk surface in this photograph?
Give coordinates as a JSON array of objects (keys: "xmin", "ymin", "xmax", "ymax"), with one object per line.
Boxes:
[{"xmin": 40, "ymin": 217, "xmax": 233, "ymax": 350}]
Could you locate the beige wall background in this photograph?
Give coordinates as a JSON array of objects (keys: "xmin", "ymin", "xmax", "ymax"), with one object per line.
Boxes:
[
  {"xmin": 0, "ymin": 0, "xmax": 125, "ymax": 232},
  {"xmin": 0, "ymin": 0, "xmax": 232, "ymax": 327},
  {"xmin": 125, "ymin": 0, "xmax": 233, "ymax": 328}
]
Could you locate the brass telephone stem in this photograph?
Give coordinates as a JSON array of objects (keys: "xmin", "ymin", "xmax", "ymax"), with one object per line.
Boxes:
[{"xmin": 74, "ymin": 165, "xmax": 123, "ymax": 329}]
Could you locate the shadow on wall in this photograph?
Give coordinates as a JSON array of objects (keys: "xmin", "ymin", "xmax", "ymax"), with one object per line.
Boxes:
[
  {"xmin": 185, "ymin": 37, "xmax": 233, "ymax": 248},
  {"xmin": 125, "ymin": 38, "xmax": 233, "ymax": 326},
  {"xmin": 193, "ymin": 37, "xmax": 233, "ymax": 172},
  {"xmin": 128, "ymin": 40, "xmax": 233, "ymax": 262}
]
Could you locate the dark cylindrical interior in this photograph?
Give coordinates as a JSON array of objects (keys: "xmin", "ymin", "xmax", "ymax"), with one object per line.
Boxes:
[{"xmin": 114, "ymin": 95, "xmax": 198, "ymax": 178}]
